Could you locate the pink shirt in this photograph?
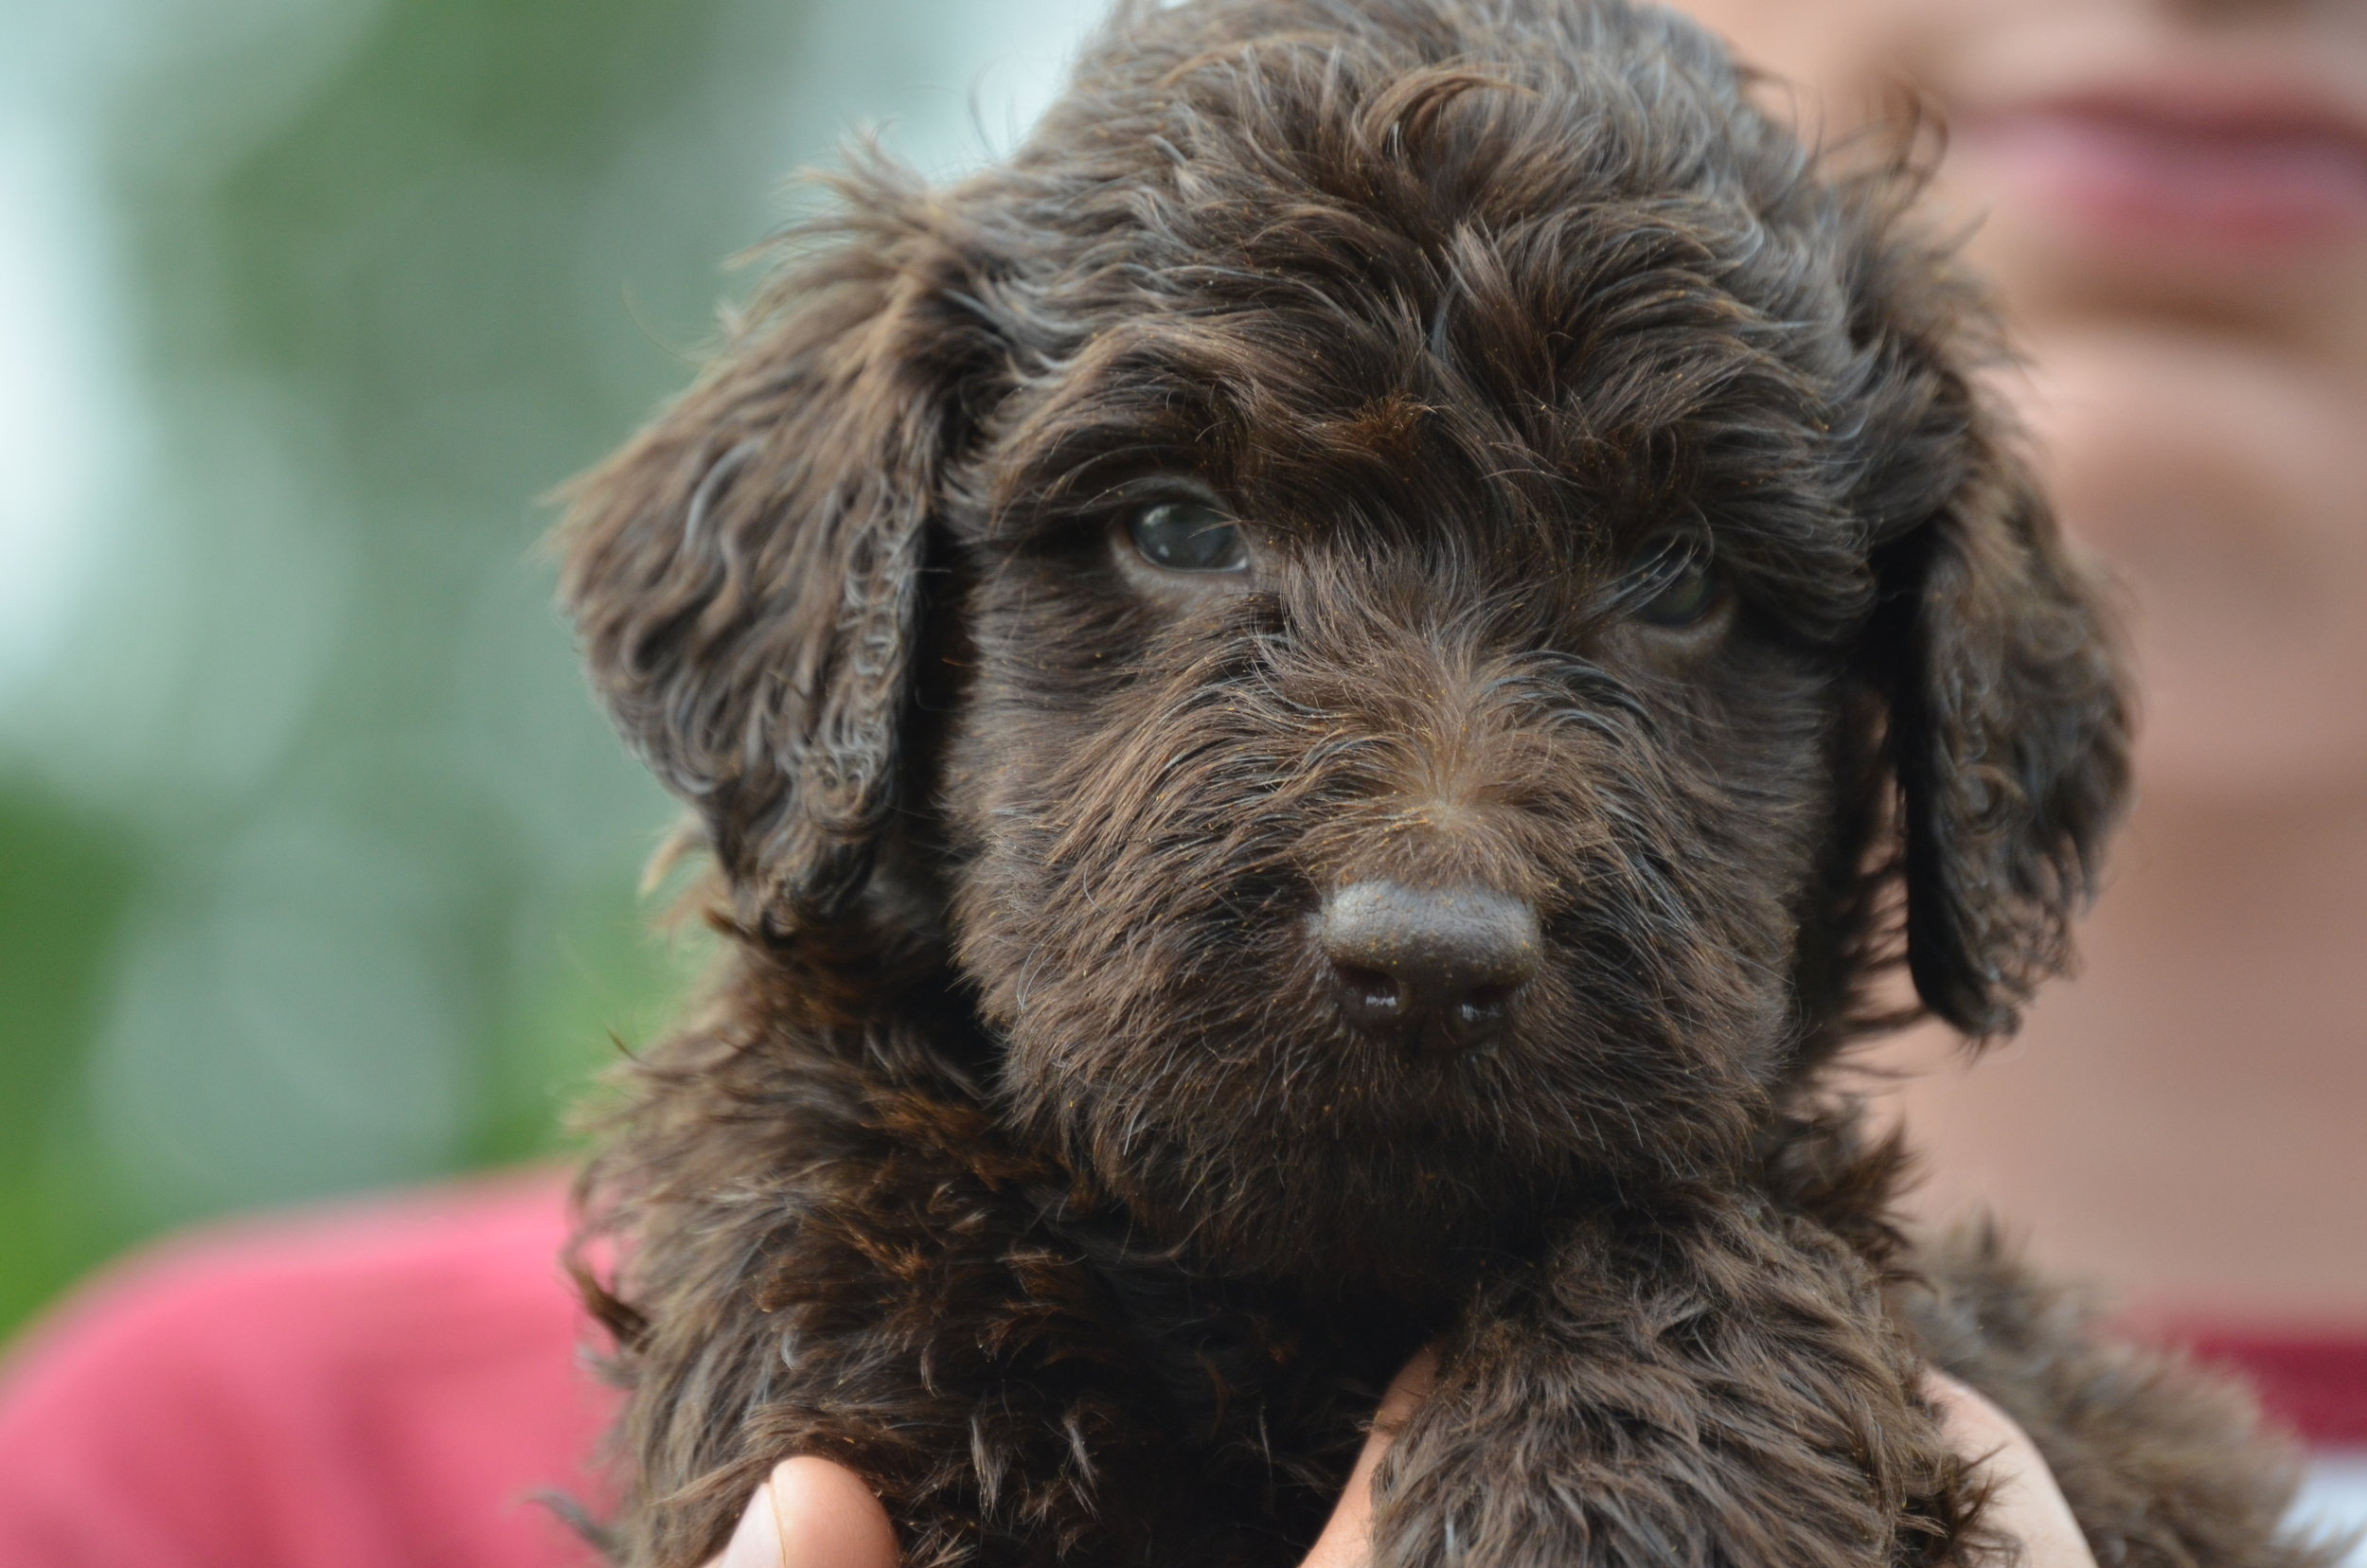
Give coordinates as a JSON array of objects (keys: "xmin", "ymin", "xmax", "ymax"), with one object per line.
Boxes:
[
  {"xmin": 0, "ymin": 1174, "xmax": 614, "ymax": 1568},
  {"xmin": 3, "ymin": 1174, "xmax": 2361, "ymax": 1566}
]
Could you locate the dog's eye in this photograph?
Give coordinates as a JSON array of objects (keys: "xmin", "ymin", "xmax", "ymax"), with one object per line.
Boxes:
[
  {"xmin": 1128, "ymin": 502, "xmax": 1248, "ymax": 574},
  {"xmin": 1623, "ymin": 534, "xmax": 1722, "ymax": 629}
]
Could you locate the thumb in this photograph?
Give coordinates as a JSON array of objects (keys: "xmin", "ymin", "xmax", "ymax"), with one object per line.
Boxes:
[
  {"xmin": 1301, "ymin": 1346, "xmax": 1439, "ymax": 1568},
  {"xmin": 706, "ymin": 1456, "xmax": 899, "ymax": 1568},
  {"xmin": 1923, "ymin": 1372, "xmax": 2096, "ymax": 1568}
]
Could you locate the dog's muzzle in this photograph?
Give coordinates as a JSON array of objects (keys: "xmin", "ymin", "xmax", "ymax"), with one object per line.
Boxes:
[{"xmin": 1319, "ymin": 881, "xmax": 1541, "ymax": 1052}]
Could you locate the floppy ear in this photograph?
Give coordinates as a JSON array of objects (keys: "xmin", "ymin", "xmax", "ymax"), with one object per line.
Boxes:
[
  {"xmin": 561, "ymin": 183, "xmax": 994, "ymax": 937},
  {"xmin": 1860, "ymin": 381, "xmax": 2132, "ymax": 1041}
]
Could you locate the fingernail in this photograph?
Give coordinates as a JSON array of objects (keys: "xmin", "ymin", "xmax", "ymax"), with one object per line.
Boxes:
[{"xmin": 713, "ymin": 1474, "xmax": 785, "ymax": 1568}]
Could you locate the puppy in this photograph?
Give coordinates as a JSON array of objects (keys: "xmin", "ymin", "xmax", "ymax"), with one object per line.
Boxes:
[{"xmin": 560, "ymin": 1, "xmax": 2336, "ymax": 1564}]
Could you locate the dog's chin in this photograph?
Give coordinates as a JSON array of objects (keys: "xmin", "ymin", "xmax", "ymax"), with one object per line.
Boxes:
[
  {"xmin": 988, "ymin": 922, "xmax": 1778, "ymax": 1295},
  {"xmin": 1082, "ymin": 1138, "xmax": 1548, "ymax": 1302},
  {"xmin": 1004, "ymin": 1047, "xmax": 1575, "ymax": 1300}
]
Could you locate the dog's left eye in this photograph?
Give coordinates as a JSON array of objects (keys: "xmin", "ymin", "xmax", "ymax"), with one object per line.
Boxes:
[{"xmin": 1128, "ymin": 502, "xmax": 1249, "ymax": 574}]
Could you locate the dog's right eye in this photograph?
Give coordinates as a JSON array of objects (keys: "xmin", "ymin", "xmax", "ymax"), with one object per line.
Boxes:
[
  {"xmin": 1619, "ymin": 530, "xmax": 1724, "ymax": 631},
  {"xmin": 1127, "ymin": 502, "xmax": 1249, "ymax": 574}
]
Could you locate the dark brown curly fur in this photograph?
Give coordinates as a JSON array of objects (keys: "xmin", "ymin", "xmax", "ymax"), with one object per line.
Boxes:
[{"xmin": 556, "ymin": 2, "xmax": 2340, "ymax": 1565}]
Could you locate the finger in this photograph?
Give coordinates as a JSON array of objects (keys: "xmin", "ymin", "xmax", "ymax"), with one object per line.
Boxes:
[
  {"xmin": 705, "ymin": 1456, "xmax": 899, "ymax": 1568},
  {"xmin": 1301, "ymin": 1347, "xmax": 1439, "ymax": 1568},
  {"xmin": 1922, "ymin": 1372, "xmax": 2097, "ymax": 1568},
  {"xmin": 1373, "ymin": 1346, "xmax": 1438, "ymax": 1434}
]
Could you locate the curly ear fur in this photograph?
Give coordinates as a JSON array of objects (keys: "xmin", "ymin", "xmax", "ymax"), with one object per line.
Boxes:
[
  {"xmin": 1886, "ymin": 452, "xmax": 2129, "ymax": 1039},
  {"xmin": 560, "ymin": 166, "xmax": 993, "ymax": 936},
  {"xmin": 1844, "ymin": 233, "xmax": 2132, "ymax": 1040}
]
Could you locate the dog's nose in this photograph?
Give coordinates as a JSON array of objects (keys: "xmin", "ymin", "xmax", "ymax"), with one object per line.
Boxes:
[{"xmin": 1319, "ymin": 881, "xmax": 1541, "ymax": 1051}]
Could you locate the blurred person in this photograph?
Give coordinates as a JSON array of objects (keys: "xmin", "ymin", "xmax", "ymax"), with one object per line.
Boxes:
[
  {"xmin": 1669, "ymin": 0, "xmax": 2367, "ymax": 1442},
  {"xmin": 4, "ymin": 1, "xmax": 2363, "ymax": 1566},
  {"xmin": 1665, "ymin": 0, "xmax": 2367, "ymax": 1546}
]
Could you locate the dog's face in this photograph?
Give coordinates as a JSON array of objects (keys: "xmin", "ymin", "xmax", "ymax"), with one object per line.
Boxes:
[
  {"xmin": 564, "ymin": 0, "xmax": 2127, "ymax": 1286},
  {"xmin": 942, "ymin": 440, "xmax": 1837, "ymax": 1278}
]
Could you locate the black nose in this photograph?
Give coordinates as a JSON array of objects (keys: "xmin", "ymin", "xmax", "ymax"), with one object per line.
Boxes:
[{"xmin": 1319, "ymin": 881, "xmax": 1541, "ymax": 1051}]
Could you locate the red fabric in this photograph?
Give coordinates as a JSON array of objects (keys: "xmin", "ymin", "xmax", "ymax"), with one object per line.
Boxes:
[
  {"xmin": 6, "ymin": 1173, "xmax": 2366, "ymax": 1568},
  {"xmin": 0, "ymin": 1172, "xmax": 615, "ymax": 1568},
  {"xmin": 2167, "ymin": 1329, "xmax": 2367, "ymax": 1449}
]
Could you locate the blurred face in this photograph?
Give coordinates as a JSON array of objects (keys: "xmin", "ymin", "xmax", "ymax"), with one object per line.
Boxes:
[{"xmin": 1682, "ymin": 0, "xmax": 2367, "ymax": 806}]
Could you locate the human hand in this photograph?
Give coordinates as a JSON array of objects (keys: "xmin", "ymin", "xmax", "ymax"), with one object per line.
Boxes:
[
  {"xmin": 704, "ymin": 1453, "xmax": 899, "ymax": 1568},
  {"xmin": 703, "ymin": 1354, "xmax": 2094, "ymax": 1568},
  {"xmin": 697, "ymin": 1354, "xmax": 1439, "ymax": 1568},
  {"xmin": 1923, "ymin": 1369, "xmax": 2099, "ymax": 1568}
]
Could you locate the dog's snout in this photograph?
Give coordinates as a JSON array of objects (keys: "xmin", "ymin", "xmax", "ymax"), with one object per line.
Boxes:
[{"xmin": 1319, "ymin": 881, "xmax": 1541, "ymax": 1051}]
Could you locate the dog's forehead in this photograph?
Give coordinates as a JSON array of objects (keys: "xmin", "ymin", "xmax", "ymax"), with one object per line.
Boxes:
[
  {"xmin": 977, "ymin": 213, "xmax": 1866, "ymax": 589},
  {"xmin": 950, "ymin": 5, "xmax": 1898, "ymax": 616}
]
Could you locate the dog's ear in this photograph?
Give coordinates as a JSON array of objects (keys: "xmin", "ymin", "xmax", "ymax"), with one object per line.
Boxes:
[
  {"xmin": 560, "ymin": 181, "xmax": 994, "ymax": 937},
  {"xmin": 1850, "ymin": 256, "xmax": 2132, "ymax": 1041},
  {"xmin": 1877, "ymin": 448, "xmax": 2128, "ymax": 1039}
]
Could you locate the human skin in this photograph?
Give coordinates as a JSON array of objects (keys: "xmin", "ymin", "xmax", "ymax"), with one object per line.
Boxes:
[
  {"xmin": 1672, "ymin": 0, "xmax": 2367, "ymax": 1325},
  {"xmin": 703, "ymin": 1361, "xmax": 2098, "ymax": 1568}
]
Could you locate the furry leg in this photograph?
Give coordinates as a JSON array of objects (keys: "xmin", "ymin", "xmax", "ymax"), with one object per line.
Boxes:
[{"xmin": 1370, "ymin": 1193, "xmax": 1968, "ymax": 1568}]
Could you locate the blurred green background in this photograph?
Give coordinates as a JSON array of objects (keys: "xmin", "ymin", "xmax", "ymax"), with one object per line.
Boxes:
[{"xmin": 0, "ymin": 0, "xmax": 1103, "ymax": 1342}]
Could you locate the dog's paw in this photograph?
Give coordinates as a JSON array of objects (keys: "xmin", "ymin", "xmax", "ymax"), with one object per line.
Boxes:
[
  {"xmin": 1368, "ymin": 1403, "xmax": 1954, "ymax": 1568},
  {"xmin": 1363, "ymin": 1215, "xmax": 1969, "ymax": 1568}
]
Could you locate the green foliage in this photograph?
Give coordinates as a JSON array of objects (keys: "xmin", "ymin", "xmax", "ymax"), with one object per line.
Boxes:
[
  {"xmin": 0, "ymin": 781, "xmax": 144, "ymax": 1332},
  {"xmin": 0, "ymin": 0, "xmax": 810, "ymax": 1339}
]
